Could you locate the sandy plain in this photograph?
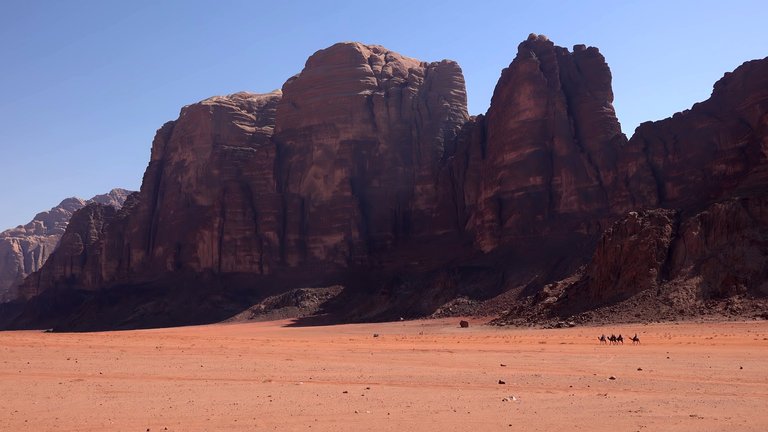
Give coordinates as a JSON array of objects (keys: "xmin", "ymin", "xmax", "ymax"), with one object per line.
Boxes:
[{"xmin": 1, "ymin": 318, "xmax": 767, "ymax": 432}]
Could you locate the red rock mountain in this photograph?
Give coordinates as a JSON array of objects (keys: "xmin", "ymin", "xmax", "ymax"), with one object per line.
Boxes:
[
  {"xmin": 275, "ymin": 43, "xmax": 468, "ymax": 265},
  {"xmin": 557, "ymin": 56, "xmax": 768, "ymax": 312},
  {"xmin": 7, "ymin": 36, "xmax": 767, "ymax": 330},
  {"xmin": 0, "ymin": 189, "xmax": 131, "ymax": 302},
  {"xmin": 454, "ymin": 35, "xmax": 628, "ymax": 253},
  {"xmin": 27, "ymin": 43, "xmax": 467, "ymax": 286}
]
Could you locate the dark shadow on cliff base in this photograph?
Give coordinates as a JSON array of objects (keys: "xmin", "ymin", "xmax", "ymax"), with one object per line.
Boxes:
[
  {"xmin": 2, "ymin": 232, "xmax": 599, "ymax": 331},
  {"xmin": 2, "ymin": 272, "xmax": 319, "ymax": 332},
  {"xmin": 0, "ymin": 300, "xmax": 27, "ymax": 329},
  {"xmin": 284, "ymin": 235, "xmax": 596, "ymax": 327}
]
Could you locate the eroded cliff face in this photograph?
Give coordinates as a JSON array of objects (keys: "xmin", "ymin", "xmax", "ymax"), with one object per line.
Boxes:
[
  {"xmin": 109, "ymin": 91, "xmax": 284, "ymax": 279},
  {"xmin": 22, "ymin": 204, "xmax": 118, "ymax": 298},
  {"xmin": 458, "ymin": 34, "xmax": 627, "ymax": 252},
  {"xmin": 559, "ymin": 194, "xmax": 768, "ymax": 314},
  {"xmin": 274, "ymin": 43, "xmax": 469, "ymax": 265},
  {"xmin": 618, "ymin": 57, "xmax": 768, "ymax": 210},
  {"xmin": 7, "ymin": 89, "xmax": 284, "ymax": 300},
  {"xmin": 556, "ymin": 56, "xmax": 768, "ymax": 311},
  {"xmin": 571, "ymin": 209, "xmax": 678, "ymax": 306},
  {"xmin": 0, "ymin": 189, "xmax": 130, "ymax": 302},
  {"xmin": 13, "ymin": 37, "xmax": 768, "ymax": 329},
  {"xmin": 669, "ymin": 196, "xmax": 768, "ymax": 299},
  {"xmin": 22, "ymin": 42, "xmax": 470, "ymax": 304}
]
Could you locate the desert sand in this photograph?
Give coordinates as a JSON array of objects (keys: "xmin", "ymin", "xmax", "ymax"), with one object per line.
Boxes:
[{"xmin": 1, "ymin": 318, "xmax": 767, "ymax": 431}]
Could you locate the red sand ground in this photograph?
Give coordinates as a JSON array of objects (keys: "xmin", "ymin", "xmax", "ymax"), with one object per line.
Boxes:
[{"xmin": 1, "ymin": 319, "xmax": 767, "ymax": 431}]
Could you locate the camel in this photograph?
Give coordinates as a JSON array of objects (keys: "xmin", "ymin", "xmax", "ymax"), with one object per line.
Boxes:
[
  {"xmin": 608, "ymin": 334, "xmax": 617, "ymax": 345},
  {"xmin": 617, "ymin": 334, "xmax": 624, "ymax": 345},
  {"xmin": 598, "ymin": 334, "xmax": 607, "ymax": 344},
  {"xmin": 630, "ymin": 334, "xmax": 640, "ymax": 345}
]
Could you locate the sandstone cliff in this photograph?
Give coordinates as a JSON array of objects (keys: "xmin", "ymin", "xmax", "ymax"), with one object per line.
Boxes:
[
  {"xmin": 9, "ymin": 37, "xmax": 768, "ymax": 330},
  {"xmin": 617, "ymin": 56, "xmax": 768, "ymax": 210},
  {"xmin": 274, "ymin": 43, "xmax": 468, "ymax": 265},
  {"xmin": 22, "ymin": 204, "xmax": 119, "ymax": 298},
  {"xmin": 0, "ymin": 189, "xmax": 131, "ymax": 302},
  {"xmin": 15, "ymin": 43, "xmax": 470, "ymax": 315},
  {"xmin": 456, "ymin": 34, "xmax": 627, "ymax": 252},
  {"xmin": 555, "ymin": 55, "xmax": 768, "ymax": 311},
  {"xmin": 549, "ymin": 194, "xmax": 768, "ymax": 322}
]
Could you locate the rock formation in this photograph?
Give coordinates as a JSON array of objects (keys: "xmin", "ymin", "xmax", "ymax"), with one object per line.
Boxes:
[
  {"xmin": 0, "ymin": 189, "xmax": 131, "ymax": 302},
  {"xmin": 15, "ymin": 43, "xmax": 470, "ymax": 311},
  {"xmin": 564, "ymin": 209, "xmax": 678, "ymax": 307},
  {"xmin": 668, "ymin": 196, "xmax": 768, "ymax": 299},
  {"xmin": 553, "ymin": 193, "xmax": 768, "ymax": 320},
  {"xmin": 101, "ymin": 91, "xmax": 284, "ymax": 280},
  {"xmin": 458, "ymin": 34, "xmax": 627, "ymax": 252},
  {"xmin": 617, "ymin": 56, "xmax": 768, "ymax": 210},
  {"xmin": 274, "ymin": 43, "xmax": 468, "ymax": 265},
  {"xmin": 22, "ymin": 204, "xmax": 119, "ymax": 298},
  {"xmin": 8, "ymin": 36, "xmax": 768, "ymax": 329},
  {"xmin": 556, "ymin": 55, "xmax": 768, "ymax": 311}
]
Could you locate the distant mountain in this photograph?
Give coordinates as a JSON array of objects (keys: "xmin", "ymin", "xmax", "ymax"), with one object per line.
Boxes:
[{"xmin": 0, "ymin": 189, "xmax": 132, "ymax": 302}]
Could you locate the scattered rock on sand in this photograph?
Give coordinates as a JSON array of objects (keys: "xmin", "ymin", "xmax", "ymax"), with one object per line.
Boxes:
[
  {"xmin": 553, "ymin": 321, "xmax": 577, "ymax": 328},
  {"xmin": 498, "ymin": 380, "xmax": 506, "ymax": 384},
  {"xmin": 460, "ymin": 320, "xmax": 469, "ymax": 328},
  {"xmin": 608, "ymin": 376, "xmax": 617, "ymax": 380}
]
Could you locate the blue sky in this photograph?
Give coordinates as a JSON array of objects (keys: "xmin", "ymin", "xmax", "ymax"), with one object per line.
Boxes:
[{"xmin": 1, "ymin": 0, "xmax": 766, "ymax": 229}]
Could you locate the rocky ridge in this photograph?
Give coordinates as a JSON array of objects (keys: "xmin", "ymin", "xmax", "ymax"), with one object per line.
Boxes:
[
  {"xmin": 6, "ymin": 35, "xmax": 767, "ymax": 330},
  {"xmin": 0, "ymin": 189, "xmax": 131, "ymax": 302}
]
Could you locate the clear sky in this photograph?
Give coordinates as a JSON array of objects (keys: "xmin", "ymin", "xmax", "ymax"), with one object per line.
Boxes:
[{"xmin": 1, "ymin": 0, "xmax": 766, "ymax": 230}]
